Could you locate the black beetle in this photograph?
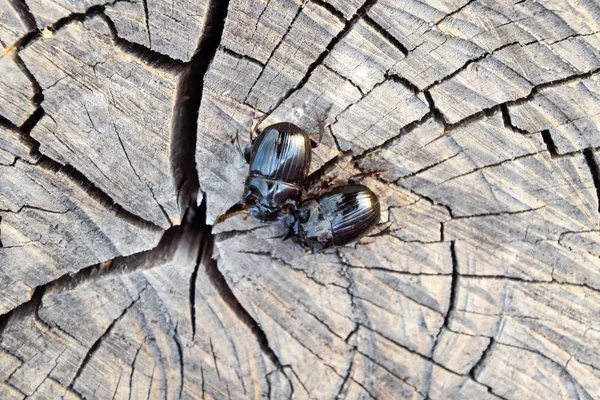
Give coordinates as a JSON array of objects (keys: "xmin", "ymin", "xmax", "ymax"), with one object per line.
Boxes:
[
  {"xmin": 285, "ymin": 184, "xmax": 381, "ymax": 253},
  {"xmin": 242, "ymin": 120, "xmax": 323, "ymax": 222}
]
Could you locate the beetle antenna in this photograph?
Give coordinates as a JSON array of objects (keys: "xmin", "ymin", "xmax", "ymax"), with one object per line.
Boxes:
[
  {"xmin": 231, "ymin": 130, "xmax": 246, "ymax": 160},
  {"xmin": 368, "ymin": 221, "xmax": 393, "ymax": 237},
  {"xmin": 215, "ymin": 203, "xmax": 248, "ymax": 224}
]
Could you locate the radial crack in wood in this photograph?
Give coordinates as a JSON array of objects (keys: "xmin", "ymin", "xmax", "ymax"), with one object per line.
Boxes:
[{"xmin": 0, "ymin": 160, "xmax": 162, "ymax": 314}]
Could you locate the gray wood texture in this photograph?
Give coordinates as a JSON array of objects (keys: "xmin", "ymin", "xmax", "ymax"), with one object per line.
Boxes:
[{"xmin": 1, "ymin": 0, "xmax": 600, "ymax": 399}]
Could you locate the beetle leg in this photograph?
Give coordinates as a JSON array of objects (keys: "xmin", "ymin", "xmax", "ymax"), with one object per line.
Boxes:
[
  {"xmin": 305, "ymin": 175, "xmax": 338, "ymax": 196},
  {"xmin": 368, "ymin": 221, "xmax": 394, "ymax": 237},
  {"xmin": 230, "ymin": 130, "xmax": 253, "ymax": 163},
  {"xmin": 231, "ymin": 130, "xmax": 244, "ymax": 156},
  {"xmin": 249, "ymin": 106, "xmax": 267, "ymax": 138},
  {"xmin": 348, "ymin": 169, "xmax": 386, "ymax": 184},
  {"xmin": 310, "ymin": 114, "xmax": 328, "ymax": 148}
]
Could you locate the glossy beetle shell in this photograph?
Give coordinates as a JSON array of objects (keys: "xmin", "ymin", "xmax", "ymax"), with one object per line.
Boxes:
[
  {"xmin": 244, "ymin": 122, "xmax": 312, "ymax": 221},
  {"xmin": 289, "ymin": 185, "xmax": 381, "ymax": 252},
  {"xmin": 248, "ymin": 122, "xmax": 311, "ymax": 183}
]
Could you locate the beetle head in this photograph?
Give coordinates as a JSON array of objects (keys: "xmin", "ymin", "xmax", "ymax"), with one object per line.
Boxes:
[{"xmin": 243, "ymin": 176, "xmax": 302, "ymax": 222}]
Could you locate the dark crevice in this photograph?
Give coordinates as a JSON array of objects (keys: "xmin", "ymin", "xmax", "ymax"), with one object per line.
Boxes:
[
  {"xmin": 17, "ymin": 107, "xmax": 44, "ymax": 138},
  {"xmin": 349, "ymin": 265, "xmax": 451, "ymax": 277},
  {"xmin": 146, "ymin": 367, "xmax": 156, "ymax": 399},
  {"xmin": 37, "ymin": 156, "xmax": 163, "ymax": 231},
  {"xmin": 583, "ymin": 148, "xmax": 600, "ymax": 214},
  {"xmin": 220, "ymin": 46, "xmax": 265, "ymax": 68},
  {"xmin": 309, "ymin": 0, "xmax": 346, "ymax": 22},
  {"xmin": 3, "ymin": 0, "xmax": 37, "ymax": 51},
  {"xmin": 358, "ymin": 350, "xmax": 425, "ymax": 396},
  {"xmin": 0, "ymin": 209, "xmax": 193, "ymax": 328},
  {"xmin": 235, "ymin": 249, "xmax": 343, "ymax": 291},
  {"xmin": 363, "ymin": 14, "xmax": 408, "ymax": 56},
  {"xmin": 423, "ymin": 90, "xmax": 446, "ymax": 127},
  {"xmin": 0, "ymin": 204, "xmax": 70, "ymax": 215},
  {"xmin": 358, "ymin": 323, "xmax": 458, "ymax": 375},
  {"xmin": 451, "ymin": 206, "xmax": 544, "ymax": 220},
  {"xmin": 100, "ymin": 13, "xmax": 183, "ymax": 71},
  {"xmin": 457, "ymin": 274, "xmax": 553, "ymax": 284},
  {"xmin": 386, "ymin": 72, "xmax": 420, "ymax": 95},
  {"xmin": 394, "ymin": 151, "xmax": 461, "ymax": 182},
  {"xmin": 445, "ymin": 104, "xmax": 504, "ymax": 132},
  {"xmin": 189, "ymin": 202, "xmax": 211, "ymax": 341},
  {"xmin": 541, "ymin": 130, "xmax": 559, "ymax": 158},
  {"xmin": 141, "ymin": 0, "xmax": 152, "ymax": 48},
  {"xmin": 468, "ymin": 339, "xmax": 495, "ymax": 381},
  {"xmin": 514, "ymin": 67, "xmax": 600, "ymax": 107},
  {"xmin": 2, "ymin": 6, "xmax": 184, "ymax": 230},
  {"xmin": 548, "ymin": 30, "xmax": 600, "ymax": 45},
  {"xmin": 10, "ymin": 0, "xmax": 37, "ymax": 32},
  {"xmin": 0, "ymin": 286, "xmax": 44, "ymax": 340},
  {"xmin": 354, "ymin": 110, "xmax": 432, "ymax": 161},
  {"xmin": 15, "ymin": 2, "xmax": 181, "ymax": 71},
  {"xmin": 335, "ymin": 352, "xmax": 355, "ymax": 398},
  {"xmin": 200, "ymin": 364, "xmax": 206, "ymax": 400},
  {"xmin": 434, "ymin": 0, "xmax": 475, "ymax": 27},
  {"xmin": 209, "ymin": 337, "xmax": 221, "ymax": 380},
  {"xmin": 398, "ymin": 185, "xmax": 455, "ymax": 219},
  {"xmin": 205, "ymin": 248, "xmax": 285, "ymax": 370},
  {"xmin": 349, "ymin": 378, "xmax": 379, "ymax": 400},
  {"xmin": 439, "ymin": 152, "xmax": 547, "ymax": 188},
  {"xmin": 0, "ymin": 109, "xmax": 43, "ymax": 162},
  {"xmin": 446, "ymin": 68, "xmax": 600, "ymax": 131},
  {"xmin": 170, "ymin": 0, "xmax": 230, "ymax": 216},
  {"xmin": 174, "ymin": 326, "xmax": 185, "ymax": 398},
  {"xmin": 422, "ymin": 41, "xmax": 520, "ymax": 91},
  {"xmin": 500, "ymin": 104, "xmax": 528, "ymax": 134},
  {"xmin": 12, "ymin": 1, "xmax": 124, "ymax": 51},
  {"xmin": 264, "ymin": 0, "xmax": 380, "ymax": 116},
  {"xmin": 321, "ymin": 63, "xmax": 365, "ymax": 96},
  {"xmin": 444, "ymin": 242, "xmax": 458, "ymax": 326},
  {"xmin": 13, "ymin": 53, "xmax": 44, "ymax": 105},
  {"xmin": 329, "ymin": 73, "xmax": 396, "ymax": 132}
]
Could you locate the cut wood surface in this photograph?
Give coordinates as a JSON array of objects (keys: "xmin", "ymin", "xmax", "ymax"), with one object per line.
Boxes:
[{"xmin": 1, "ymin": 0, "xmax": 600, "ymax": 399}]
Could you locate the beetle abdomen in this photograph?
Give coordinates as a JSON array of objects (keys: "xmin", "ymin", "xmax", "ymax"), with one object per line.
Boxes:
[
  {"xmin": 317, "ymin": 185, "xmax": 380, "ymax": 246},
  {"xmin": 249, "ymin": 122, "xmax": 311, "ymax": 184}
]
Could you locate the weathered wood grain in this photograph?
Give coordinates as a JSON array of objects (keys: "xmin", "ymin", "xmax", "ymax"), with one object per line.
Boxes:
[
  {"xmin": 0, "ymin": 160, "xmax": 162, "ymax": 314},
  {"xmin": 332, "ymin": 79, "xmax": 429, "ymax": 154},
  {"xmin": 1, "ymin": 0, "xmax": 600, "ymax": 398},
  {"xmin": 20, "ymin": 16, "xmax": 183, "ymax": 228},
  {"xmin": 0, "ymin": 52, "xmax": 36, "ymax": 127},
  {"xmin": 325, "ymin": 19, "xmax": 405, "ymax": 93},
  {"xmin": 106, "ymin": 0, "xmax": 209, "ymax": 61},
  {"xmin": 244, "ymin": 1, "xmax": 345, "ymax": 111},
  {"xmin": 509, "ymin": 75, "xmax": 600, "ymax": 154}
]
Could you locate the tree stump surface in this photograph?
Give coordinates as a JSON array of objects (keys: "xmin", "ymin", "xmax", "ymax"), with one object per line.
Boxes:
[{"xmin": 1, "ymin": 0, "xmax": 600, "ymax": 399}]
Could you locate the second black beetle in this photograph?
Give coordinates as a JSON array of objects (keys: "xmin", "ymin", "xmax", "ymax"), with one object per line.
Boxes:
[
  {"xmin": 242, "ymin": 120, "xmax": 323, "ymax": 222},
  {"xmin": 285, "ymin": 184, "xmax": 381, "ymax": 253}
]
